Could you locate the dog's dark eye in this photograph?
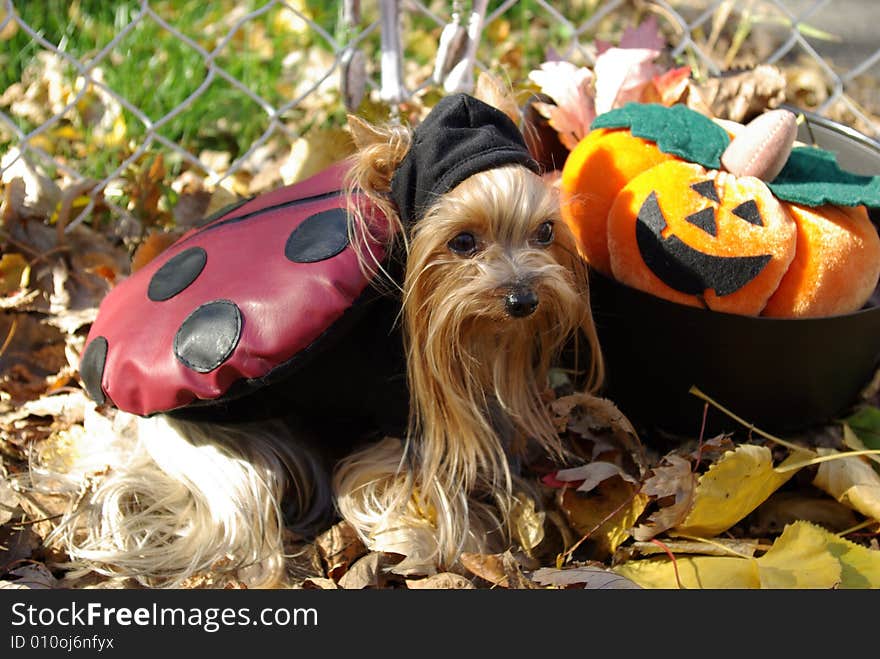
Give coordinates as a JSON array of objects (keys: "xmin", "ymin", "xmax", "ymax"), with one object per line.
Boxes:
[
  {"xmin": 448, "ymin": 232, "xmax": 478, "ymax": 256},
  {"xmin": 534, "ymin": 221, "xmax": 554, "ymax": 246}
]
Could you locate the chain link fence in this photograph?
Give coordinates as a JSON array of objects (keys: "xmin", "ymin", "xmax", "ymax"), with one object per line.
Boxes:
[{"xmin": 1, "ymin": 0, "xmax": 879, "ymax": 232}]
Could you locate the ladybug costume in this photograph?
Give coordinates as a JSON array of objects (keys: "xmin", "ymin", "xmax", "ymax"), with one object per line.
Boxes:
[
  {"xmin": 79, "ymin": 159, "xmax": 409, "ymax": 436},
  {"xmin": 79, "ymin": 94, "xmax": 539, "ymax": 439}
]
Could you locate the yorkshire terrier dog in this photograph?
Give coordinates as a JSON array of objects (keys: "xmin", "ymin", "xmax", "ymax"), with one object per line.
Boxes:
[{"xmin": 37, "ymin": 92, "xmax": 603, "ymax": 587}]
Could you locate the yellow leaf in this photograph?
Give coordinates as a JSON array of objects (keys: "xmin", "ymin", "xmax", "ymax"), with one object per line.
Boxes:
[
  {"xmin": 812, "ymin": 447, "xmax": 880, "ymax": 521},
  {"xmin": 280, "ymin": 127, "xmax": 354, "ymax": 185},
  {"xmin": 0, "ymin": 12, "xmax": 19, "ymax": 41},
  {"xmin": 823, "ymin": 531, "xmax": 880, "ymax": 589},
  {"xmin": 486, "ymin": 18, "xmax": 511, "ymax": 43},
  {"xmin": 0, "ymin": 253, "xmax": 30, "ymax": 295},
  {"xmin": 843, "ymin": 423, "xmax": 880, "ymax": 467},
  {"xmin": 459, "ymin": 552, "xmax": 508, "ymax": 587},
  {"xmin": 99, "ymin": 113, "xmax": 128, "ymax": 148},
  {"xmin": 25, "ymin": 134, "xmax": 53, "ymax": 154},
  {"xmin": 756, "ymin": 522, "xmax": 842, "ymax": 588},
  {"xmin": 273, "ymin": 1, "xmax": 311, "ymax": 35},
  {"xmin": 756, "ymin": 521, "xmax": 880, "ymax": 589},
  {"xmin": 614, "ymin": 555, "xmax": 760, "ymax": 589},
  {"xmin": 675, "ymin": 444, "xmax": 805, "ymax": 536},
  {"xmin": 560, "ymin": 476, "xmax": 648, "ymax": 557},
  {"xmin": 510, "ymin": 492, "xmax": 545, "ymax": 553},
  {"xmin": 50, "ymin": 124, "xmax": 82, "ymax": 142},
  {"xmin": 615, "ymin": 521, "xmax": 879, "ymax": 589},
  {"xmin": 202, "ymin": 187, "xmax": 242, "ymax": 219}
]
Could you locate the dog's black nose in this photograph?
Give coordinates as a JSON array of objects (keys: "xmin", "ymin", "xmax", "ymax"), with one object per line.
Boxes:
[{"xmin": 505, "ymin": 285, "xmax": 539, "ymax": 318}]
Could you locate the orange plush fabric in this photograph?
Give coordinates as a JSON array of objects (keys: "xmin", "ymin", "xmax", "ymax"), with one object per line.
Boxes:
[
  {"xmin": 763, "ymin": 203, "xmax": 880, "ymax": 317},
  {"xmin": 562, "ymin": 104, "xmax": 880, "ymax": 318},
  {"xmin": 560, "ymin": 128, "xmax": 674, "ymax": 275},
  {"xmin": 606, "ymin": 160, "xmax": 797, "ymax": 315}
]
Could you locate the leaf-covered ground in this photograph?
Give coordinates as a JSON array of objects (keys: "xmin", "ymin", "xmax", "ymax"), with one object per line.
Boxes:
[
  {"xmin": 1, "ymin": 180, "xmax": 879, "ymax": 588},
  {"xmin": 2, "ymin": 1, "xmax": 880, "ymax": 589}
]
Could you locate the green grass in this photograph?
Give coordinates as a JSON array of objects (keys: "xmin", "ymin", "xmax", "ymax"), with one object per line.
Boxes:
[
  {"xmin": 1, "ymin": 0, "xmax": 345, "ymax": 179},
  {"xmin": 0, "ymin": 0, "xmax": 602, "ymax": 185}
]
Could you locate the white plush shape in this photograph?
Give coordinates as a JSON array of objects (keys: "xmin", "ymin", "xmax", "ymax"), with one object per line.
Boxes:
[{"xmin": 721, "ymin": 109, "xmax": 798, "ymax": 181}]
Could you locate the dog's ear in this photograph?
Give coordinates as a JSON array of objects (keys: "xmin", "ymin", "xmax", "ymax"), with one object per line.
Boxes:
[
  {"xmin": 347, "ymin": 114, "xmax": 389, "ymax": 151},
  {"xmin": 474, "ymin": 71, "xmax": 521, "ymax": 128}
]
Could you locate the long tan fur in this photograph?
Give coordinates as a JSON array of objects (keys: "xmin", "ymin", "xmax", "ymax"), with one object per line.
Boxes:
[{"xmin": 337, "ymin": 112, "xmax": 604, "ymax": 566}]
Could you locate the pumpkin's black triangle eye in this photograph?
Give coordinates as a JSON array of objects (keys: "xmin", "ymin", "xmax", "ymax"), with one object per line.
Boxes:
[
  {"xmin": 691, "ymin": 180, "xmax": 719, "ymax": 203},
  {"xmin": 685, "ymin": 207, "xmax": 717, "ymax": 237},
  {"xmin": 732, "ymin": 200, "xmax": 763, "ymax": 226}
]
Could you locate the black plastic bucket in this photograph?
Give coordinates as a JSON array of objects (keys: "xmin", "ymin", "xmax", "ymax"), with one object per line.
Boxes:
[{"xmin": 589, "ymin": 108, "xmax": 880, "ymax": 437}]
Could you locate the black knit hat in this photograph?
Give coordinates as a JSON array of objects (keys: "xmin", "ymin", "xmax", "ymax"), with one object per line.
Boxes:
[{"xmin": 390, "ymin": 93, "xmax": 541, "ymax": 227}]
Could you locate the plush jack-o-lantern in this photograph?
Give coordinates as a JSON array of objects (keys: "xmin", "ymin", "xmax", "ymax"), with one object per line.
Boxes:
[
  {"xmin": 607, "ymin": 160, "xmax": 797, "ymax": 314},
  {"xmin": 561, "ymin": 103, "xmax": 880, "ymax": 317}
]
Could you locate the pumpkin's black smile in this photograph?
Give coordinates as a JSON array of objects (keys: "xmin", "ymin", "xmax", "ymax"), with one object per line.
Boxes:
[{"xmin": 635, "ymin": 190, "xmax": 772, "ymax": 297}]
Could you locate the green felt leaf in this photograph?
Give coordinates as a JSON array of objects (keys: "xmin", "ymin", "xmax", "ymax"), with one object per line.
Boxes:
[
  {"xmin": 768, "ymin": 146, "xmax": 880, "ymax": 207},
  {"xmin": 844, "ymin": 405, "xmax": 880, "ymax": 449},
  {"xmin": 590, "ymin": 103, "xmax": 730, "ymax": 169}
]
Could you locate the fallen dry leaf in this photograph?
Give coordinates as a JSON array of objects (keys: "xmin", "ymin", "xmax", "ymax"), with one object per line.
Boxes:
[
  {"xmin": 1, "ymin": 563, "xmax": 59, "ymax": 589},
  {"xmin": 559, "ymin": 474, "xmax": 648, "ymax": 558},
  {"xmin": 283, "ymin": 532, "xmax": 325, "ymax": 585},
  {"xmin": 674, "ymin": 444, "xmax": 806, "ymax": 537},
  {"xmin": 641, "ymin": 66, "xmax": 692, "ymax": 106},
  {"xmin": 0, "ymin": 253, "xmax": 30, "ymax": 296},
  {"xmin": 280, "ymin": 127, "xmax": 354, "ymax": 186},
  {"xmin": 301, "ymin": 577, "xmax": 339, "ymax": 590},
  {"xmin": 406, "ymin": 573, "xmax": 475, "ymax": 589},
  {"xmin": 594, "ymin": 46, "xmax": 662, "ymax": 115},
  {"xmin": 615, "ymin": 521, "xmax": 879, "ymax": 589},
  {"xmin": 614, "ymin": 554, "xmax": 760, "ymax": 589},
  {"xmin": 633, "ymin": 453, "xmax": 696, "ymax": 541},
  {"xmin": 689, "ymin": 433, "xmax": 736, "ymax": 466},
  {"xmin": 0, "ymin": 475, "xmax": 20, "ymax": 526},
  {"xmin": 177, "ymin": 568, "xmax": 248, "ymax": 590},
  {"xmin": 531, "ymin": 565, "xmax": 641, "ymax": 589},
  {"xmin": 510, "ymin": 491, "xmax": 545, "ymax": 554},
  {"xmin": 171, "ymin": 189, "xmax": 213, "ymax": 228},
  {"xmin": 0, "ymin": 150, "xmax": 61, "ymax": 220},
  {"xmin": 197, "ymin": 187, "xmax": 243, "ymax": 223},
  {"xmin": 528, "ymin": 61, "xmax": 596, "ymax": 151},
  {"xmin": 810, "ymin": 525, "xmax": 880, "ymax": 588},
  {"xmin": 474, "ymin": 72, "xmax": 520, "ymax": 127},
  {"xmin": 0, "ymin": 391, "xmax": 89, "ymax": 428},
  {"xmin": 0, "ymin": 524, "xmax": 42, "ymax": 574},
  {"xmin": 690, "ymin": 64, "xmax": 787, "ymax": 123},
  {"xmin": 337, "ymin": 552, "xmax": 397, "ymax": 589},
  {"xmin": 756, "ymin": 522, "xmax": 843, "ymax": 588},
  {"xmin": 552, "ymin": 392, "xmax": 647, "ymax": 475},
  {"xmin": 812, "ymin": 447, "xmax": 880, "ymax": 522},
  {"xmin": 315, "ymin": 520, "xmax": 367, "ymax": 581},
  {"xmin": 459, "ymin": 551, "xmax": 508, "ymax": 587},
  {"xmin": 131, "ymin": 229, "xmax": 184, "ymax": 273},
  {"xmin": 554, "ymin": 461, "xmax": 639, "ymax": 493},
  {"xmin": 458, "ymin": 550, "xmax": 537, "ymax": 589},
  {"xmin": 748, "ymin": 491, "xmax": 860, "ymax": 536},
  {"xmin": 622, "ymin": 537, "xmax": 759, "ymax": 560},
  {"xmin": 128, "ymin": 153, "xmax": 170, "ymax": 227},
  {"xmin": 499, "ymin": 551, "xmax": 541, "ymax": 590}
]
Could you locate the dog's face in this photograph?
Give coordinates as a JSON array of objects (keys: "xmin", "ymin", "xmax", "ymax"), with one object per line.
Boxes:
[{"xmin": 404, "ymin": 165, "xmax": 589, "ymax": 367}]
